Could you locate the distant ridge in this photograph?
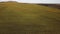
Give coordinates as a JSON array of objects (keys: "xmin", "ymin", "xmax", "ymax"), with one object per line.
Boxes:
[{"xmin": 38, "ymin": 4, "xmax": 60, "ymax": 9}]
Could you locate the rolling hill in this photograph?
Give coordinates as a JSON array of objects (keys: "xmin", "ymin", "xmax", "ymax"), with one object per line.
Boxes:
[
  {"xmin": 38, "ymin": 4, "xmax": 60, "ymax": 9},
  {"xmin": 0, "ymin": 2, "xmax": 60, "ymax": 34}
]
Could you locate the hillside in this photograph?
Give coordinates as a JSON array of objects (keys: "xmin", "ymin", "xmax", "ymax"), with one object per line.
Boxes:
[
  {"xmin": 0, "ymin": 2, "xmax": 60, "ymax": 34},
  {"xmin": 38, "ymin": 4, "xmax": 60, "ymax": 9}
]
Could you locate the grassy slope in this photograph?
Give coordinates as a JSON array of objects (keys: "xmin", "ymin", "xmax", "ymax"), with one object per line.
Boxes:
[{"xmin": 0, "ymin": 2, "xmax": 60, "ymax": 34}]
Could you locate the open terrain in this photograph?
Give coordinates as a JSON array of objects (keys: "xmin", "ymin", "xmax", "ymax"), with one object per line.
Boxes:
[{"xmin": 0, "ymin": 2, "xmax": 60, "ymax": 34}]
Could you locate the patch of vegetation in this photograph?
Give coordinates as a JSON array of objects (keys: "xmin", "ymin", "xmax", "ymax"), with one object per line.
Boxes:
[{"xmin": 0, "ymin": 2, "xmax": 60, "ymax": 34}]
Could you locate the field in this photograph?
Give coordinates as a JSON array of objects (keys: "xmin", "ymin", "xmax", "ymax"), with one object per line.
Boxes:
[{"xmin": 0, "ymin": 2, "xmax": 60, "ymax": 34}]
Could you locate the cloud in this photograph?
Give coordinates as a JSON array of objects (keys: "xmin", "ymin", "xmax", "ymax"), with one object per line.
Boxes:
[{"xmin": 0, "ymin": 0, "xmax": 60, "ymax": 4}]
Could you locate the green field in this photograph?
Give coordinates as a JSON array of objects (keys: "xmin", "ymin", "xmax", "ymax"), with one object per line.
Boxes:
[{"xmin": 0, "ymin": 2, "xmax": 60, "ymax": 34}]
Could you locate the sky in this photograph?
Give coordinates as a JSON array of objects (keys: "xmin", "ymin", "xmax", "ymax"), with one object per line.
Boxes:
[{"xmin": 0, "ymin": 0, "xmax": 60, "ymax": 4}]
